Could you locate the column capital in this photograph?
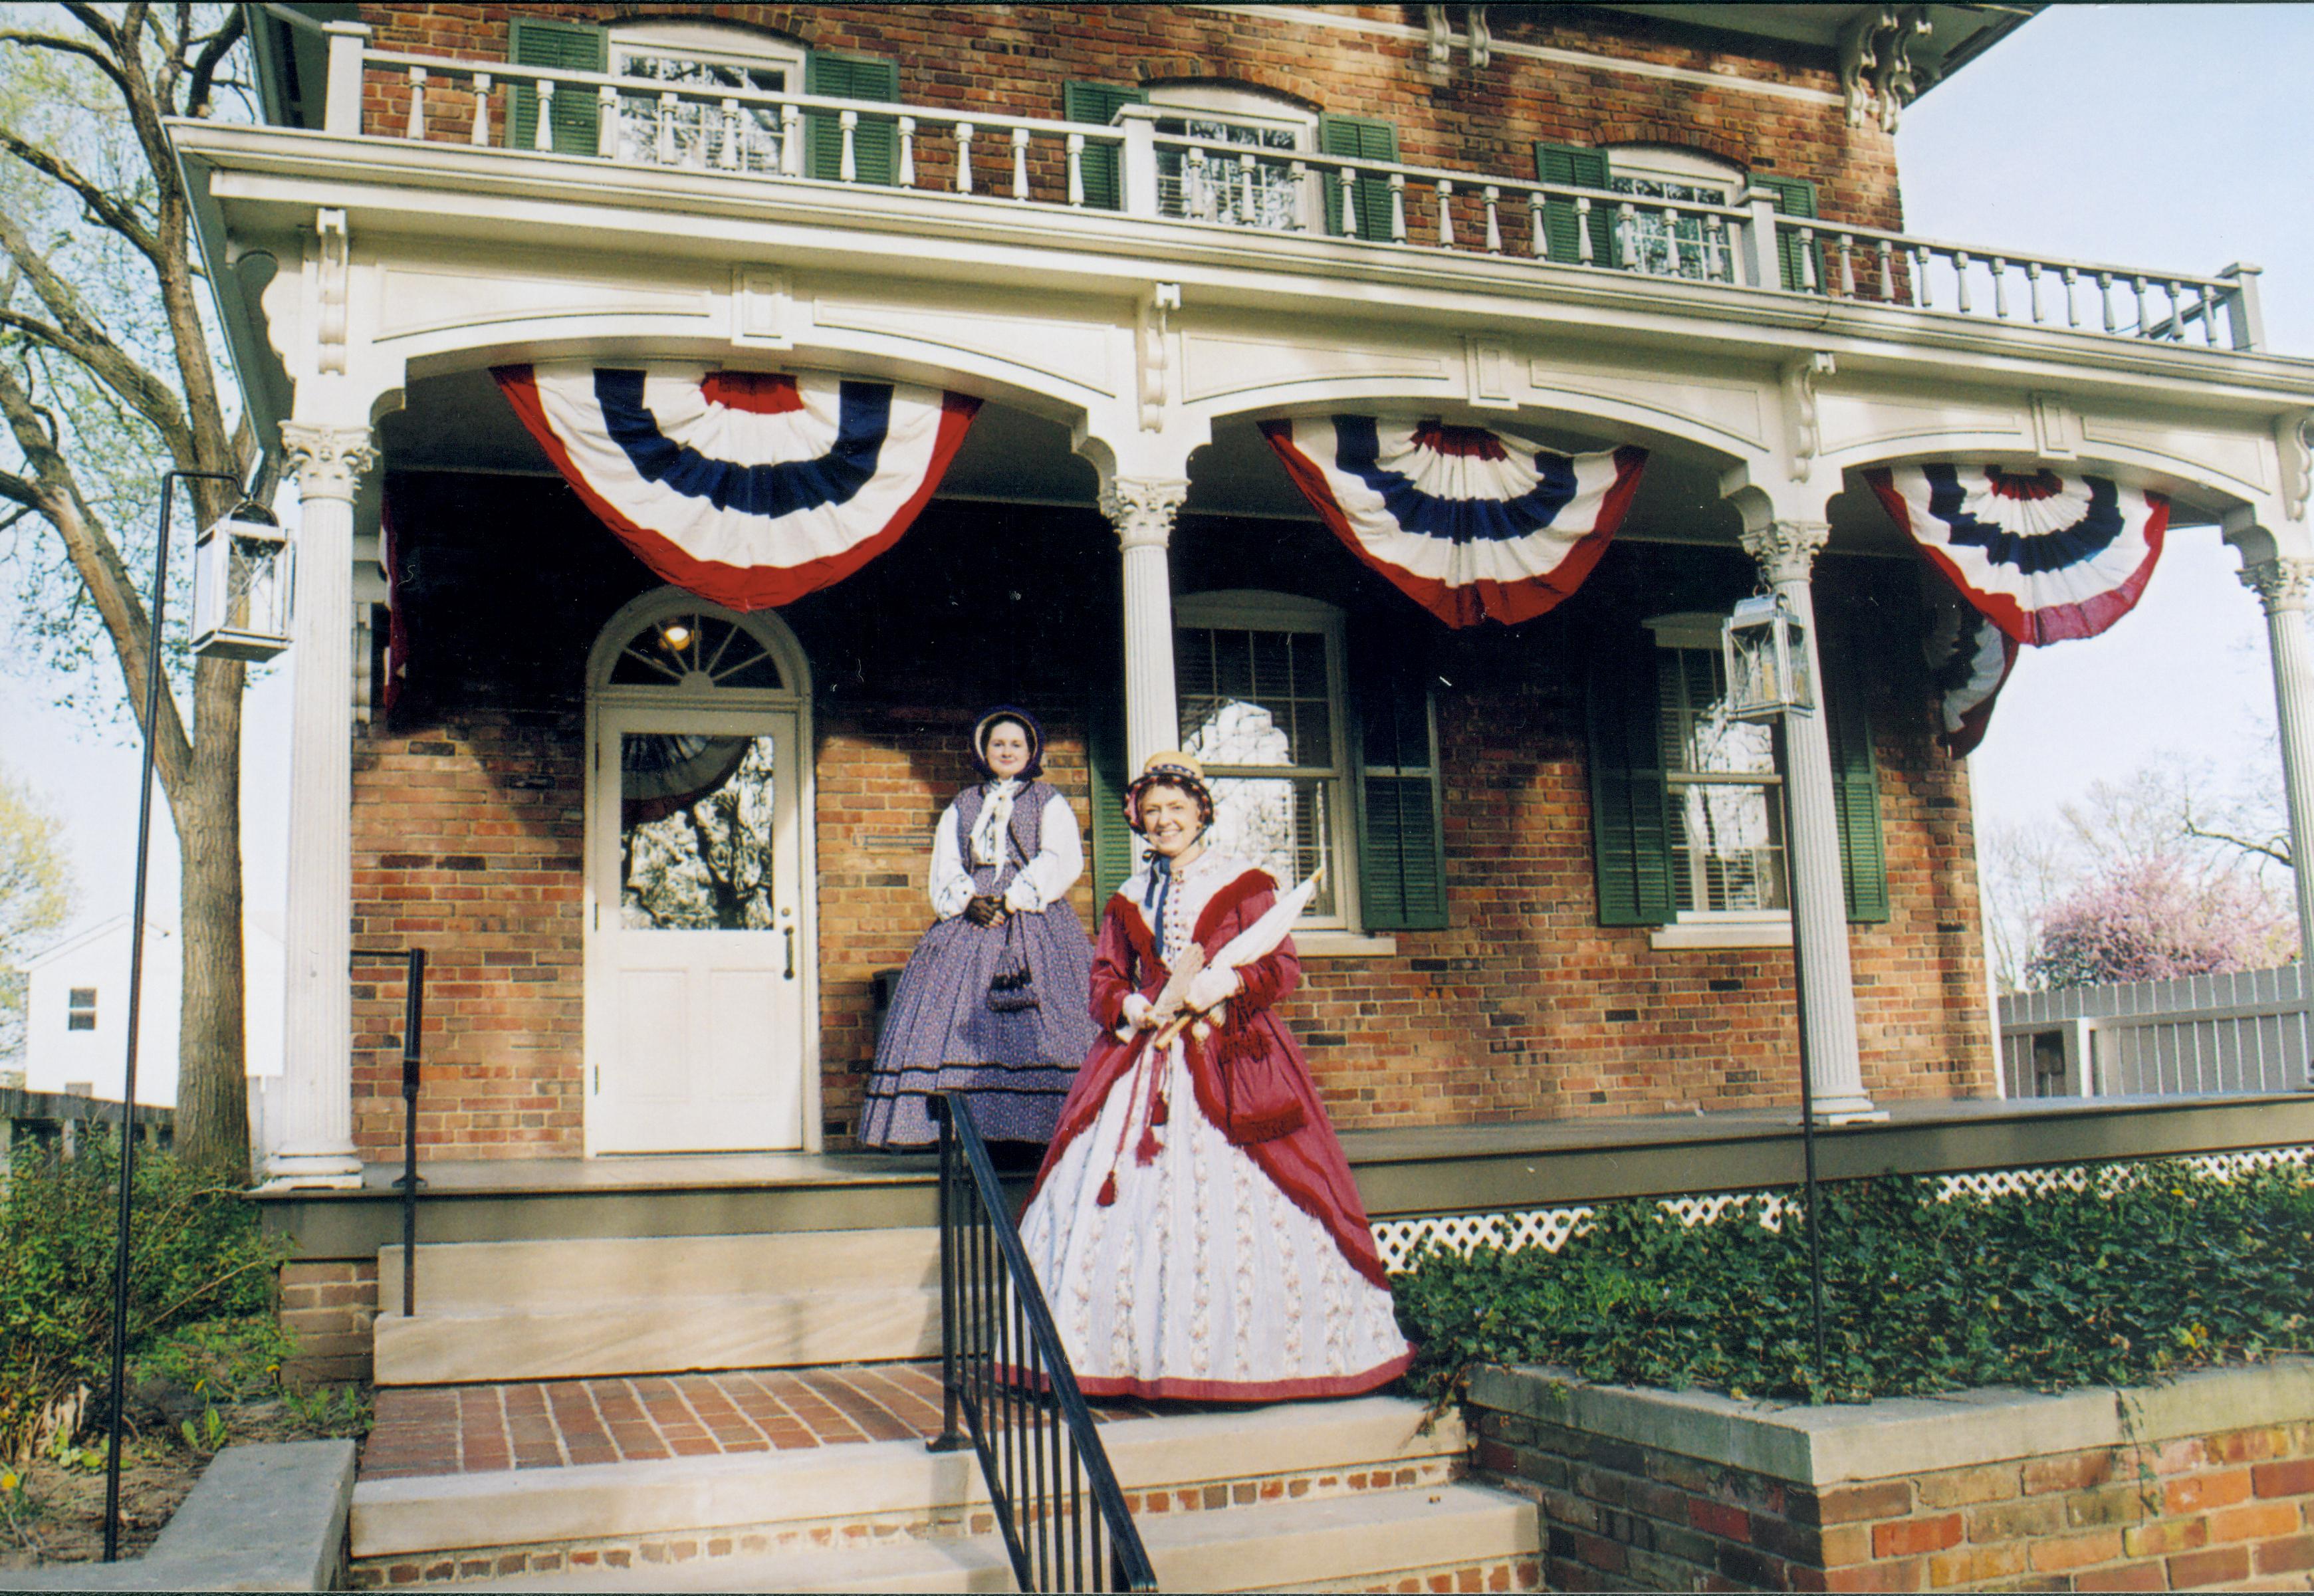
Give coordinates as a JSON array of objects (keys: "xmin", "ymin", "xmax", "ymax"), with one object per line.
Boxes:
[
  {"xmin": 1738, "ymin": 519, "xmax": 1830, "ymax": 585},
  {"xmin": 2241, "ymin": 556, "xmax": 2314, "ymax": 616},
  {"xmin": 1100, "ymin": 476, "xmax": 1189, "ymax": 552},
  {"xmin": 280, "ymin": 421, "xmax": 378, "ymax": 503}
]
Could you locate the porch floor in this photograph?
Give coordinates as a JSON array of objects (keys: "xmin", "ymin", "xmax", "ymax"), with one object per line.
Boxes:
[{"xmin": 360, "ymin": 1361, "xmax": 1160, "ymax": 1484}]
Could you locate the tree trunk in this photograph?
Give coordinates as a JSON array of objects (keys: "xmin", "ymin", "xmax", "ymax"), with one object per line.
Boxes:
[{"xmin": 173, "ymin": 653, "xmax": 250, "ymax": 1175}]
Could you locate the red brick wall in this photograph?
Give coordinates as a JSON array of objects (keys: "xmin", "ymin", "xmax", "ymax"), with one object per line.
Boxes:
[
  {"xmin": 1476, "ymin": 1399, "xmax": 2314, "ymax": 1592},
  {"xmin": 354, "ymin": 473, "xmax": 1987, "ymax": 1163},
  {"xmin": 350, "ymin": 3, "xmax": 1903, "ymax": 232}
]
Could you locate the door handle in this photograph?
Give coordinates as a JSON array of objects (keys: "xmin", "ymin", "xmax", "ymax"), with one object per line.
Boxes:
[{"xmin": 784, "ymin": 926, "xmax": 796, "ymax": 980}]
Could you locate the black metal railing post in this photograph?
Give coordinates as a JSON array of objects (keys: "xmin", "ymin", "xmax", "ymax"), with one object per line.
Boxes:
[
  {"xmin": 398, "ymin": 949, "xmax": 426, "ymax": 1315},
  {"xmin": 929, "ymin": 1093, "xmax": 1156, "ymax": 1593}
]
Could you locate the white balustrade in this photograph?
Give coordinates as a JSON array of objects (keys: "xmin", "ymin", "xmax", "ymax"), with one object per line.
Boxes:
[{"xmin": 954, "ymin": 120, "xmax": 974, "ymax": 193}]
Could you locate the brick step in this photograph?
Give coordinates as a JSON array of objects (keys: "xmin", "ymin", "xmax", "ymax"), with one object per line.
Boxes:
[
  {"xmin": 350, "ymin": 1395, "xmax": 1472, "ymax": 1586},
  {"xmin": 374, "ymin": 1230, "xmax": 947, "ymax": 1385},
  {"xmin": 455, "ymin": 1484, "xmax": 1541, "ymax": 1593},
  {"xmin": 373, "ymin": 1287, "xmax": 942, "ymax": 1385}
]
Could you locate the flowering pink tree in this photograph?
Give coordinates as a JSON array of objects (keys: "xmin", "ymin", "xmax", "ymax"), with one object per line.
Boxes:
[{"xmin": 2025, "ymin": 855, "xmax": 2298, "ymax": 989}]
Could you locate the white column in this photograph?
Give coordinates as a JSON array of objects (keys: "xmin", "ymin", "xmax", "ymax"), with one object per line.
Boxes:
[
  {"xmin": 1101, "ymin": 477, "xmax": 1190, "ymax": 768},
  {"xmin": 2241, "ymin": 557, "xmax": 2314, "ymax": 1006},
  {"xmin": 1739, "ymin": 519, "xmax": 1877, "ymax": 1120},
  {"xmin": 265, "ymin": 422, "xmax": 378, "ymax": 1188}
]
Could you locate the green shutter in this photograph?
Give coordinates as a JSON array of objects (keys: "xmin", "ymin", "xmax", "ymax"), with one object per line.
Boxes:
[
  {"xmin": 1087, "ymin": 673, "xmax": 1134, "ymax": 905},
  {"xmin": 1351, "ymin": 621, "xmax": 1447, "ymax": 932},
  {"xmin": 1822, "ymin": 639, "xmax": 1890, "ymax": 923},
  {"xmin": 1750, "ymin": 173, "xmax": 1822, "ymax": 292},
  {"xmin": 1064, "ymin": 81, "xmax": 1147, "ymax": 211},
  {"xmin": 805, "ymin": 52, "xmax": 900, "ymax": 186},
  {"xmin": 508, "ymin": 19, "xmax": 606, "ymax": 156},
  {"xmin": 1587, "ymin": 634, "xmax": 1676, "ymax": 926},
  {"xmin": 1534, "ymin": 142, "xmax": 1613, "ymax": 267},
  {"xmin": 1318, "ymin": 114, "xmax": 1399, "ymax": 242}
]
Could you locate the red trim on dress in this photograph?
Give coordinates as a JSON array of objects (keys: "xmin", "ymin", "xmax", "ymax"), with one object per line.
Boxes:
[
  {"xmin": 1072, "ymin": 1349, "xmax": 1414, "ymax": 1404},
  {"xmin": 493, "ymin": 366, "xmax": 979, "ymax": 613}
]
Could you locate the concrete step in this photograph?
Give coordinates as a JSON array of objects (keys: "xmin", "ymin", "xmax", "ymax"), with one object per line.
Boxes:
[
  {"xmin": 444, "ymin": 1483, "xmax": 1538, "ymax": 1593},
  {"xmin": 351, "ymin": 1395, "xmax": 1467, "ymax": 1575},
  {"xmin": 377, "ymin": 1229, "xmax": 941, "ymax": 1311},
  {"xmin": 372, "ymin": 1287, "xmax": 943, "ymax": 1385}
]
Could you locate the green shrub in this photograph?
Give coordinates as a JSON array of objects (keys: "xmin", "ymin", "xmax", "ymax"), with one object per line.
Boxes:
[
  {"xmin": 1393, "ymin": 1161, "xmax": 2314, "ymax": 1407},
  {"xmin": 0, "ymin": 1137, "xmax": 288, "ymax": 1458}
]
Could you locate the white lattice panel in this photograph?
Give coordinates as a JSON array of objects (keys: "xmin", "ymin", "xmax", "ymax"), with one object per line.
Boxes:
[{"xmin": 1370, "ymin": 1145, "xmax": 2314, "ymax": 1274}]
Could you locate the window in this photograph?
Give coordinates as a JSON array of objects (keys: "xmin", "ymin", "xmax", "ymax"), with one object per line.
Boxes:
[
  {"xmin": 1605, "ymin": 147, "xmax": 1742, "ymax": 284},
  {"xmin": 1175, "ymin": 593, "xmax": 1349, "ymax": 923},
  {"xmin": 1586, "ymin": 612, "xmax": 1886, "ymax": 935},
  {"xmin": 1148, "ymin": 84, "xmax": 1316, "ymax": 233},
  {"xmin": 1647, "ymin": 615, "xmax": 1786, "ymax": 917},
  {"xmin": 609, "ymin": 23, "xmax": 803, "ymax": 174},
  {"xmin": 66, "ymin": 988, "xmax": 96, "ymax": 1032}
]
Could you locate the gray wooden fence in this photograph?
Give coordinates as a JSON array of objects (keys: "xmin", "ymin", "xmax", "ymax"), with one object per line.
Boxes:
[{"xmin": 1999, "ymin": 967, "xmax": 2311, "ymax": 1097}]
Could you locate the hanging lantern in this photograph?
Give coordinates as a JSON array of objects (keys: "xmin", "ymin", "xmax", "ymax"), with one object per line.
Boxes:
[
  {"xmin": 1721, "ymin": 592, "xmax": 1814, "ymax": 721},
  {"xmin": 191, "ymin": 502, "xmax": 292, "ymax": 661}
]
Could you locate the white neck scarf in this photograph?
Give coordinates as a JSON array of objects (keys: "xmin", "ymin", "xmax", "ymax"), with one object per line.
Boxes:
[{"xmin": 971, "ymin": 778, "xmax": 1024, "ymax": 867}]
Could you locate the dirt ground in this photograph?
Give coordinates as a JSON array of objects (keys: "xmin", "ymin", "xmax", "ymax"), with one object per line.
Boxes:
[{"xmin": 0, "ymin": 1399, "xmax": 348, "ymax": 1569}]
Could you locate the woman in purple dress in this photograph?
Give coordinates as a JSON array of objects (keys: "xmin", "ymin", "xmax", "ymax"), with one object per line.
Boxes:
[{"xmin": 858, "ymin": 709, "xmax": 1098, "ymax": 1152}]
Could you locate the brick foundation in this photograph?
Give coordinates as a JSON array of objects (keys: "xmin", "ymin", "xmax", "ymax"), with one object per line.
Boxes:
[
  {"xmin": 1471, "ymin": 1363, "xmax": 2314, "ymax": 1592},
  {"xmin": 280, "ymin": 1258, "xmax": 381, "ymax": 1387}
]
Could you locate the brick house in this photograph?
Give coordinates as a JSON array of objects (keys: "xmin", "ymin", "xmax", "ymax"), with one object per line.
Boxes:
[{"xmin": 175, "ymin": 3, "xmax": 2314, "ymax": 1184}]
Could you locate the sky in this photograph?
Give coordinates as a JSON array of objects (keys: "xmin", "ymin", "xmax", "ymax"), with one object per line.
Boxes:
[{"xmin": 2, "ymin": 3, "xmax": 2310, "ymax": 957}]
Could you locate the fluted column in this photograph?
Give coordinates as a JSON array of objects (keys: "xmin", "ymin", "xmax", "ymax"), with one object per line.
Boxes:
[
  {"xmin": 2242, "ymin": 558, "xmax": 2314, "ymax": 1000},
  {"xmin": 1101, "ymin": 477, "xmax": 1190, "ymax": 768},
  {"xmin": 265, "ymin": 422, "xmax": 377, "ymax": 1188},
  {"xmin": 1740, "ymin": 519, "xmax": 1876, "ymax": 1119}
]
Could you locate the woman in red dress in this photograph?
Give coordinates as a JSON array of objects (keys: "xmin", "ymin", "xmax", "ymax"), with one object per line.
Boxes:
[{"xmin": 1018, "ymin": 753, "xmax": 1410, "ymax": 1401}]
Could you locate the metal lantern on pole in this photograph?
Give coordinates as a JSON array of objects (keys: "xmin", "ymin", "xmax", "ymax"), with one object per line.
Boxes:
[
  {"xmin": 190, "ymin": 501, "xmax": 293, "ymax": 661},
  {"xmin": 1720, "ymin": 590, "xmax": 1831, "ymax": 1393}
]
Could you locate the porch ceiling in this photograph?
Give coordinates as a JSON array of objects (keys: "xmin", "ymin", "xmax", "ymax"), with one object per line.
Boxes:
[{"xmin": 378, "ymin": 368, "xmax": 1919, "ymax": 555}]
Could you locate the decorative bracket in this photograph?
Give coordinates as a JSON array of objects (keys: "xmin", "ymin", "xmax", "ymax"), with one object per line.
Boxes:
[
  {"xmin": 1425, "ymin": 5, "xmax": 1452, "ymax": 70},
  {"xmin": 2031, "ymin": 393, "xmax": 2079, "ymax": 461},
  {"xmin": 1840, "ymin": 7, "xmax": 1933, "ymax": 133},
  {"xmin": 316, "ymin": 208, "xmax": 350, "ymax": 376},
  {"xmin": 733, "ymin": 268, "xmax": 793, "ymax": 348},
  {"xmin": 2278, "ymin": 409, "xmax": 2313, "ymax": 524},
  {"xmin": 1465, "ymin": 337, "xmax": 1515, "ymax": 409},
  {"xmin": 1466, "ymin": 5, "xmax": 1492, "ymax": 72},
  {"xmin": 1137, "ymin": 282, "xmax": 1179, "ymax": 433},
  {"xmin": 1781, "ymin": 352, "xmax": 1835, "ymax": 481}
]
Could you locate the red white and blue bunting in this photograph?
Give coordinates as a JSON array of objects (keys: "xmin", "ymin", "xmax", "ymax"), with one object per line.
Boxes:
[
  {"xmin": 1924, "ymin": 605, "xmax": 2019, "ymax": 759},
  {"xmin": 496, "ymin": 364, "xmax": 980, "ymax": 611},
  {"xmin": 1261, "ymin": 416, "xmax": 1648, "ymax": 627},
  {"xmin": 1866, "ymin": 464, "xmax": 2170, "ymax": 647}
]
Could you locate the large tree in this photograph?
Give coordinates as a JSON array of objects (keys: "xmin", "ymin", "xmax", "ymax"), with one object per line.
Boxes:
[{"xmin": 0, "ymin": 4, "xmax": 256, "ymax": 1169}]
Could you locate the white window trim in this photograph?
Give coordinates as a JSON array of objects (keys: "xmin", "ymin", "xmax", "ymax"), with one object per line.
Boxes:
[
  {"xmin": 1175, "ymin": 590, "xmax": 1360, "ymax": 933},
  {"xmin": 609, "ymin": 22, "xmax": 805, "ymax": 84},
  {"xmin": 1145, "ymin": 83, "xmax": 1316, "ymax": 145},
  {"xmin": 1645, "ymin": 610, "xmax": 1790, "ymax": 948},
  {"xmin": 1604, "ymin": 144, "xmax": 1743, "ymax": 195}
]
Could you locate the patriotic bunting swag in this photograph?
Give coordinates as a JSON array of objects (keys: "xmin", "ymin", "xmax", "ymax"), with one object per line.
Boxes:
[
  {"xmin": 1262, "ymin": 416, "xmax": 1648, "ymax": 627},
  {"xmin": 496, "ymin": 364, "xmax": 980, "ymax": 611},
  {"xmin": 1869, "ymin": 463, "xmax": 2170, "ymax": 757}
]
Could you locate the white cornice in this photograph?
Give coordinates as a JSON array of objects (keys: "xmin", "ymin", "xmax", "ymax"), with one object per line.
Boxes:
[{"xmin": 1195, "ymin": 5, "xmax": 1845, "ymax": 107}]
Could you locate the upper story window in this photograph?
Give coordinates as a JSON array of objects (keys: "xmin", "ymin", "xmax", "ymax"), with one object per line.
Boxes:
[
  {"xmin": 610, "ymin": 23, "xmax": 803, "ymax": 173},
  {"xmin": 66, "ymin": 987, "xmax": 97, "ymax": 1032},
  {"xmin": 1148, "ymin": 84, "xmax": 1316, "ymax": 233},
  {"xmin": 1605, "ymin": 146, "xmax": 1743, "ymax": 283}
]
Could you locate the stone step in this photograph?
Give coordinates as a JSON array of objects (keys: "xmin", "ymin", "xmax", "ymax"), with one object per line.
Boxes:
[
  {"xmin": 350, "ymin": 1395, "xmax": 1468, "ymax": 1580},
  {"xmin": 372, "ymin": 1288, "xmax": 943, "ymax": 1385},
  {"xmin": 376, "ymin": 1228, "xmax": 941, "ymax": 1311},
  {"xmin": 445, "ymin": 1483, "xmax": 1538, "ymax": 1593}
]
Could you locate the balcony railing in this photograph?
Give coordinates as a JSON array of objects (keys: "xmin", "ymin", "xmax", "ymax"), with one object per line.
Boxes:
[{"xmin": 326, "ymin": 25, "xmax": 2269, "ymax": 354}]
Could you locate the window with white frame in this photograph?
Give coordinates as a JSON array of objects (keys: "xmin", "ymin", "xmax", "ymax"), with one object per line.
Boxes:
[
  {"xmin": 1606, "ymin": 145, "xmax": 1742, "ymax": 283},
  {"xmin": 609, "ymin": 22, "xmax": 803, "ymax": 174},
  {"xmin": 1647, "ymin": 614, "xmax": 1788, "ymax": 917},
  {"xmin": 1147, "ymin": 84, "xmax": 1316, "ymax": 233},
  {"xmin": 1174, "ymin": 593, "xmax": 1349, "ymax": 923}
]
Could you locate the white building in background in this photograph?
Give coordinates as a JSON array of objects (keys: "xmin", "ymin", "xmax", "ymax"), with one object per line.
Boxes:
[{"xmin": 20, "ymin": 914, "xmax": 285, "ymax": 1108}]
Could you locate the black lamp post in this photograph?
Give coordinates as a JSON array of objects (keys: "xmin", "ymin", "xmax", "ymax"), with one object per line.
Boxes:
[{"xmin": 102, "ymin": 467, "xmax": 277, "ymax": 1562}]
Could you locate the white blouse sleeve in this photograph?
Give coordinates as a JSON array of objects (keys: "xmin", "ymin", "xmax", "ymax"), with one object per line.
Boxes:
[
  {"xmin": 928, "ymin": 803, "xmax": 975, "ymax": 919},
  {"xmin": 1002, "ymin": 792, "xmax": 1086, "ymax": 913}
]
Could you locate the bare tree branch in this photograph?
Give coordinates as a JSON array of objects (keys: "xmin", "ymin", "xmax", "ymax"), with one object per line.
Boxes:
[
  {"xmin": 0, "ymin": 466, "xmax": 40, "ymax": 510},
  {"xmin": 2182, "ymin": 819, "xmax": 2293, "ymax": 870},
  {"xmin": 0, "ymin": 215, "xmax": 192, "ymax": 451},
  {"xmin": 58, "ymin": 3, "xmax": 122, "ymax": 53},
  {"xmin": 183, "ymin": 10, "xmax": 243, "ymax": 120},
  {"xmin": 0, "ymin": 127, "xmax": 164, "ymax": 265},
  {"xmin": 0, "ymin": 27, "xmax": 135, "ymax": 100}
]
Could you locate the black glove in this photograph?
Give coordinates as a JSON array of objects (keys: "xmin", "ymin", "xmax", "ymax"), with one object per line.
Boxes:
[{"xmin": 963, "ymin": 895, "xmax": 1006, "ymax": 927}]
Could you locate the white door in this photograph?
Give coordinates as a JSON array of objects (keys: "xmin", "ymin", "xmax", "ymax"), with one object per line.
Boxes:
[{"xmin": 588, "ymin": 705, "xmax": 806, "ymax": 1152}]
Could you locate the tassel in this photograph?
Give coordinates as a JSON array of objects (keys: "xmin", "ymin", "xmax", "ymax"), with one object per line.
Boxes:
[
  {"xmin": 1151, "ymin": 1091, "xmax": 1169, "ymax": 1126},
  {"xmin": 1097, "ymin": 1173, "xmax": 1117, "ymax": 1206},
  {"xmin": 1135, "ymin": 1126, "xmax": 1163, "ymax": 1164}
]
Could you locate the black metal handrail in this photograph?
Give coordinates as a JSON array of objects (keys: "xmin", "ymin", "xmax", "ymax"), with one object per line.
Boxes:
[{"xmin": 929, "ymin": 1094, "xmax": 1157, "ymax": 1593}]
